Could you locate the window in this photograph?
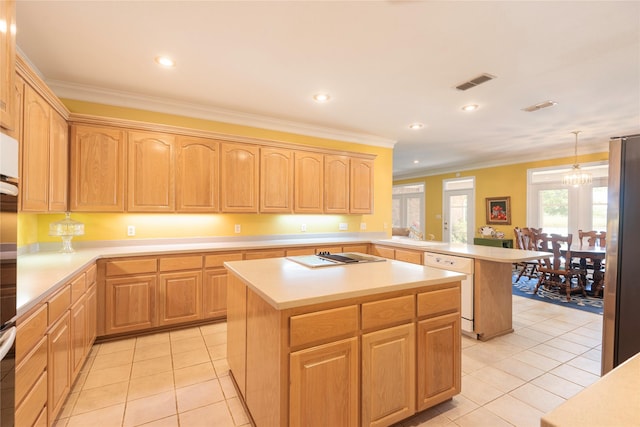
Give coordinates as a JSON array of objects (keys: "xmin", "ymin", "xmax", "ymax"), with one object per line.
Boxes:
[
  {"xmin": 527, "ymin": 162, "xmax": 608, "ymax": 236},
  {"xmin": 392, "ymin": 183, "xmax": 424, "ymax": 233}
]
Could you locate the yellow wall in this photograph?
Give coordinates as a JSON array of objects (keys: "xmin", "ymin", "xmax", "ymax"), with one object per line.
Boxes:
[
  {"xmin": 23, "ymin": 100, "xmax": 393, "ymax": 245},
  {"xmin": 395, "ymin": 152, "xmax": 609, "ymax": 242}
]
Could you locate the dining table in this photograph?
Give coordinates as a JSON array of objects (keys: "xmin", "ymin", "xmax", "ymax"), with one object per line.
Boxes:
[{"xmin": 563, "ymin": 244, "xmax": 606, "ymax": 296}]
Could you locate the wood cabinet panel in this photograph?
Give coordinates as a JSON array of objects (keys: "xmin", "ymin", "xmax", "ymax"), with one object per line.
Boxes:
[
  {"xmin": 70, "ymin": 124, "xmax": 126, "ymax": 212},
  {"xmin": 21, "ymin": 84, "xmax": 50, "ymax": 211},
  {"xmin": 15, "ymin": 335, "xmax": 47, "ymax": 407},
  {"xmin": 70, "ymin": 272, "xmax": 87, "ymax": 304},
  {"xmin": 128, "ymin": 131, "xmax": 175, "ymax": 212},
  {"xmin": 159, "ymin": 255, "xmax": 203, "ymax": 272},
  {"xmin": 204, "ymin": 252, "xmax": 243, "ymax": 268},
  {"xmin": 105, "ymin": 275, "xmax": 157, "ymax": 334},
  {"xmin": 290, "ymin": 337, "xmax": 359, "ymax": 427},
  {"xmin": 285, "ymin": 247, "xmax": 316, "ymax": 256},
  {"xmin": 371, "ymin": 245, "xmax": 395, "ymax": 259},
  {"xmin": 5, "ymin": 73, "xmax": 24, "ymax": 141},
  {"xmin": 176, "ymin": 136, "xmax": 220, "ymax": 212},
  {"xmin": 227, "ymin": 274, "xmax": 248, "ymax": 396},
  {"xmin": 417, "ymin": 287, "xmax": 460, "ymax": 318},
  {"xmin": 105, "ymin": 258, "xmax": 157, "ymax": 276},
  {"xmin": 244, "ymin": 249, "xmax": 285, "ymax": 260},
  {"xmin": 203, "ymin": 269, "xmax": 228, "ymax": 319},
  {"xmin": 48, "ymin": 110, "xmax": 68, "ymax": 212},
  {"xmin": 416, "ymin": 312, "xmax": 461, "ymax": 411},
  {"xmin": 221, "ymin": 143, "xmax": 259, "ymax": 212},
  {"xmin": 362, "ymin": 323, "xmax": 416, "ymax": 427},
  {"xmin": 0, "ymin": 0, "xmax": 16, "ymax": 130},
  {"xmin": 395, "ymin": 248, "xmax": 423, "ymax": 265},
  {"xmin": 260, "ymin": 147, "xmax": 293, "ymax": 213},
  {"xmin": 158, "ymin": 270, "xmax": 202, "ymax": 326},
  {"xmin": 48, "ymin": 285, "xmax": 71, "ymax": 326},
  {"xmin": 86, "ymin": 284, "xmax": 97, "ymax": 349},
  {"xmin": 342, "ymin": 244, "xmax": 369, "ymax": 254},
  {"xmin": 294, "ymin": 151, "xmax": 324, "ymax": 213},
  {"xmin": 48, "ymin": 311, "xmax": 71, "ymax": 423},
  {"xmin": 290, "ymin": 305, "xmax": 358, "ymax": 349},
  {"xmin": 15, "ymin": 371, "xmax": 47, "ymax": 427},
  {"xmin": 361, "ymin": 295, "xmax": 415, "ymax": 331},
  {"xmin": 70, "ymin": 295, "xmax": 87, "ymax": 379},
  {"xmin": 350, "ymin": 158, "xmax": 374, "ymax": 214},
  {"xmin": 324, "ymin": 154, "xmax": 350, "ymax": 214},
  {"xmin": 16, "ymin": 304, "xmax": 48, "ymax": 364}
]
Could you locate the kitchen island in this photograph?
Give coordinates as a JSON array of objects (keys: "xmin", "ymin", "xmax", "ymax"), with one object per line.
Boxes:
[{"xmin": 224, "ymin": 256, "xmax": 465, "ymax": 427}]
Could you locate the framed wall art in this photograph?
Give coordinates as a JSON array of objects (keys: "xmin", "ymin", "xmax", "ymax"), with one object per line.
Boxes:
[{"xmin": 486, "ymin": 196, "xmax": 511, "ymax": 225}]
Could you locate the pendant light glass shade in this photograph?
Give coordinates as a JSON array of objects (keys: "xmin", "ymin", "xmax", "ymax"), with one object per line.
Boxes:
[{"xmin": 562, "ymin": 131, "xmax": 592, "ymax": 187}]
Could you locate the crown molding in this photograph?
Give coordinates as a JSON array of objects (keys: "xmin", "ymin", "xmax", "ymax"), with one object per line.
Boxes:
[{"xmin": 46, "ymin": 79, "xmax": 396, "ymax": 149}]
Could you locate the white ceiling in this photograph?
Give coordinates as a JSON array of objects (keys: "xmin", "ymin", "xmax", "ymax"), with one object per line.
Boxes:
[{"xmin": 14, "ymin": 1, "xmax": 640, "ymax": 179}]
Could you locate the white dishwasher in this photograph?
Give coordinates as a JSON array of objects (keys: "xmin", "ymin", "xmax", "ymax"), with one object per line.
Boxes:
[{"xmin": 424, "ymin": 252, "xmax": 475, "ymax": 338}]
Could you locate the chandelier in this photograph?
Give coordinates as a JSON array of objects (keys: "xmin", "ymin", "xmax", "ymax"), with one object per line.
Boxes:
[{"xmin": 562, "ymin": 131, "xmax": 592, "ymax": 187}]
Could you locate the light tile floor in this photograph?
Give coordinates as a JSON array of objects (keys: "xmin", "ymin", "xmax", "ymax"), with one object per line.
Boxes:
[{"xmin": 54, "ymin": 295, "xmax": 603, "ymax": 427}]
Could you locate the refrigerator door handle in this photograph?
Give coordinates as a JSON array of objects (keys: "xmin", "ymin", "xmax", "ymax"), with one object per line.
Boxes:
[{"xmin": 0, "ymin": 326, "xmax": 16, "ymax": 361}]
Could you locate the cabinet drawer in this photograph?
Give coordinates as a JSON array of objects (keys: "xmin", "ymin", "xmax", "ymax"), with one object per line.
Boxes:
[
  {"xmin": 159, "ymin": 255, "xmax": 203, "ymax": 272},
  {"xmin": 204, "ymin": 252, "xmax": 243, "ymax": 268},
  {"xmin": 362, "ymin": 295, "xmax": 415, "ymax": 330},
  {"xmin": 48, "ymin": 285, "xmax": 71, "ymax": 325},
  {"xmin": 372, "ymin": 245, "xmax": 395, "ymax": 259},
  {"xmin": 285, "ymin": 247, "xmax": 316, "ymax": 256},
  {"xmin": 244, "ymin": 249, "xmax": 285, "ymax": 260},
  {"xmin": 86, "ymin": 263, "xmax": 97, "ymax": 285},
  {"xmin": 417, "ymin": 287, "xmax": 460, "ymax": 318},
  {"xmin": 315, "ymin": 246, "xmax": 343, "ymax": 255},
  {"xmin": 290, "ymin": 305, "xmax": 359, "ymax": 348},
  {"xmin": 15, "ymin": 371, "xmax": 47, "ymax": 427},
  {"xmin": 342, "ymin": 244, "xmax": 369, "ymax": 254},
  {"xmin": 395, "ymin": 249, "xmax": 422, "ymax": 265},
  {"xmin": 16, "ymin": 304, "xmax": 48, "ymax": 364},
  {"xmin": 70, "ymin": 273, "xmax": 87, "ymax": 304},
  {"xmin": 16, "ymin": 335, "xmax": 48, "ymax": 406},
  {"xmin": 105, "ymin": 258, "xmax": 157, "ymax": 276}
]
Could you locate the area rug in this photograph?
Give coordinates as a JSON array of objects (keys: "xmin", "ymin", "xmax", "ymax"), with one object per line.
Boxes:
[{"xmin": 512, "ymin": 273, "xmax": 603, "ymax": 315}]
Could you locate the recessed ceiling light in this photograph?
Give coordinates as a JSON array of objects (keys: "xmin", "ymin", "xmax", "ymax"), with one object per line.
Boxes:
[
  {"xmin": 413, "ymin": 160, "xmax": 420, "ymax": 164},
  {"xmin": 461, "ymin": 104, "xmax": 479, "ymax": 112},
  {"xmin": 409, "ymin": 123, "xmax": 424, "ymax": 130},
  {"xmin": 155, "ymin": 56, "xmax": 176, "ymax": 68},
  {"xmin": 313, "ymin": 93, "xmax": 331, "ymax": 103}
]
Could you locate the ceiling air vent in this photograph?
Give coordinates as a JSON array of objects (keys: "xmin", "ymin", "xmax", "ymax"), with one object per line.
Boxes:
[
  {"xmin": 521, "ymin": 100, "xmax": 558, "ymax": 112},
  {"xmin": 455, "ymin": 73, "xmax": 496, "ymax": 91}
]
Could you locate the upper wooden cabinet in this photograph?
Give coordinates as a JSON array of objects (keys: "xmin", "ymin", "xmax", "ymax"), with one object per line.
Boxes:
[
  {"xmin": 221, "ymin": 142, "xmax": 259, "ymax": 213},
  {"xmin": 324, "ymin": 155, "xmax": 349, "ymax": 214},
  {"xmin": 21, "ymin": 84, "xmax": 68, "ymax": 213},
  {"xmin": 350, "ymin": 158, "xmax": 374, "ymax": 214},
  {"xmin": 176, "ymin": 136, "xmax": 220, "ymax": 212},
  {"xmin": 294, "ymin": 151, "xmax": 324, "ymax": 213},
  {"xmin": 128, "ymin": 131, "xmax": 175, "ymax": 212},
  {"xmin": 260, "ymin": 147, "xmax": 293, "ymax": 213},
  {"xmin": 70, "ymin": 124, "xmax": 126, "ymax": 212},
  {"xmin": 0, "ymin": 0, "xmax": 16, "ymax": 131}
]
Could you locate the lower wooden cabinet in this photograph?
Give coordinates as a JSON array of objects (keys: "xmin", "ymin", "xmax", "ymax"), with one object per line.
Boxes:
[
  {"xmin": 416, "ymin": 312, "xmax": 461, "ymax": 411},
  {"xmin": 105, "ymin": 274, "xmax": 157, "ymax": 335},
  {"xmin": 289, "ymin": 337, "xmax": 359, "ymax": 427},
  {"xmin": 158, "ymin": 270, "xmax": 202, "ymax": 326},
  {"xmin": 70, "ymin": 294, "xmax": 87, "ymax": 379},
  {"xmin": 371, "ymin": 244, "xmax": 423, "ymax": 265},
  {"xmin": 48, "ymin": 311, "xmax": 71, "ymax": 423},
  {"xmin": 362, "ymin": 323, "xmax": 416, "ymax": 427}
]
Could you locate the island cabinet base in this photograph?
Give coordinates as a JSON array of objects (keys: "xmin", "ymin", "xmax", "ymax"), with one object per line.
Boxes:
[
  {"xmin": 226, "ymin": 273, "xmax": 462, "ymax": 427},
  {"xmin": 474, "ymin": 260, "xmax": 514, "ymax": 341}
]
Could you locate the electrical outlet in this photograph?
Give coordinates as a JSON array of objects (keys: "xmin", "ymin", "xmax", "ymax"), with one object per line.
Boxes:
[
  {"xmin": 360, "ymin": 222, "xmax": 367, "ymax": 230},
  {"xmin": 127, "ymin": 225, "xmax": 136, "ymax": 236},
  {"xmin": 234, "ymin": 224, "xmax": 241, "ymax": 233},
  {"xmin": 339, "ymin": 222, "xmax": 348, "ymax": 231},
  {"xmin": 301, "ymin": 224, "xmax": 307, "ymax": 232}
]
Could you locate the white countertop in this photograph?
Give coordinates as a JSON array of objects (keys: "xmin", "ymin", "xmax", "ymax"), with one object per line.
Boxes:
[
  {"xmin": 375, "ymin": 237, "xmax": 551, "ymax": 263},
  {"xmin": 541, "ymin": 352, "xmax": 640, "ymax": 427},
  {"xmin": 224, "ymin": 257, "xmax": 465, "ymax": 310}
]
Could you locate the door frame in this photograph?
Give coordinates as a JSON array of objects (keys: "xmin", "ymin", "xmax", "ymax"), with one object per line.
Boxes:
[{"xmin": 442, "ymin": 178, "xmax": 475, "ymax": 243}]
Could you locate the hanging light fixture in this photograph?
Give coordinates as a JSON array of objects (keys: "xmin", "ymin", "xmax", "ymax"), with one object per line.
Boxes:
[{"xmin": 562, "ymin": 131, "xmax": 592, "ymax": 187}]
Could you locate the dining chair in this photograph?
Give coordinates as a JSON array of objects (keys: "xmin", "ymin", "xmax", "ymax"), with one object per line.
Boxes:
[
  {"xmin": 535, "ymin": 233, "xmax": 586, "ymax": 302},
  {"xmin": 513, "ymin": 227, "xmax": 542, "ymax": 282}
]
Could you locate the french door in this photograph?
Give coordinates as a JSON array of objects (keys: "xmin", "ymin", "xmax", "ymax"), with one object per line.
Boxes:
[{"xmin": 443, "ymin": 180, "xmax": 475, "ymax": 243}]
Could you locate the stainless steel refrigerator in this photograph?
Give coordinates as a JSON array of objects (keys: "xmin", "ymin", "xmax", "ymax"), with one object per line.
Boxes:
[{"xmin": 602, "ymin": 134, "xmax": 640, "ymax": 374}]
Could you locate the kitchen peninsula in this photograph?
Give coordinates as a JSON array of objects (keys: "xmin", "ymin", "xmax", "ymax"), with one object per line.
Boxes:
[{"xmin": 224, "ymin": 256, "xmax": 465, "ymax": 427}]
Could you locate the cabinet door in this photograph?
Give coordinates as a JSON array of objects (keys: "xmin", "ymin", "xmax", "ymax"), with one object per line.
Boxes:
[
  {"xmin": 294, "ymin": 151, "xmax": 323, "ymax": 213},
  {"xmin": 220, "ymin": 143, "xmax": 259, "ymax": 213},
  {"xmin": 5, "ymin": 72, "xmax": 23, "ymax": 141},
  {"xmin": 350, "ymin": 158, "xmax": 374, "ymax": 214},
  {"xmin": 203, "ymin": 268, "xmax": 227, "ymax": 319},
  {"xmin": 70, "ymin": 124, "xmax": 126, "ymax": 212},
  {"xmin": 416, "ymin": 312, "xmax": 461, "ymax": 411},
  {"xmin": 395, "ymin": 248, "xmax": 422, "ymax": 265},
  {"xmin": 158, "ymin": 270, "xmax": 202, "ymax": 326},
  {"xmin": 176, "ymin": 136, "xmax": 219, "ymax": 212},
  {"xmin": 260, "ymin": 147, "xmax": 293, "ymax": 213},
  {"xmin": 48, "ymin": 311, "xmax": 71, "ymax": 423},
  {"xmin": 362, "ymin": 324, "xmax": 415, "ymax": 427},
  {"xmin": 324, "ymin": 154, "xmax": 349, "ymax": 214},
  {"xmin": 86, "ymin": 283, "xmax": 97, "ymax": 350},
  {"xmin": 128, "ymin": 131, "xmax": 175, "ymax": 212},
  {"xmin": 105, "ymin": 275, "xmax": 157, "ymax": 335},
  {"xmin": 49, "ymin": 111, "xmax": 68, "ymax": 212},
  {"xmin": 70, "ymin": 295, "xmax": 86, "ymax": 379},
  {"xmin": 290, "ymin": 337, "xmax": 358, "ymax": 427},
  {"xmin": 0, "ymin": 0, "xmax": 16, "ymax": 130},
  {"xmin": 21, "ymin": 85, "xmax": 50, "ymax": 211}
]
